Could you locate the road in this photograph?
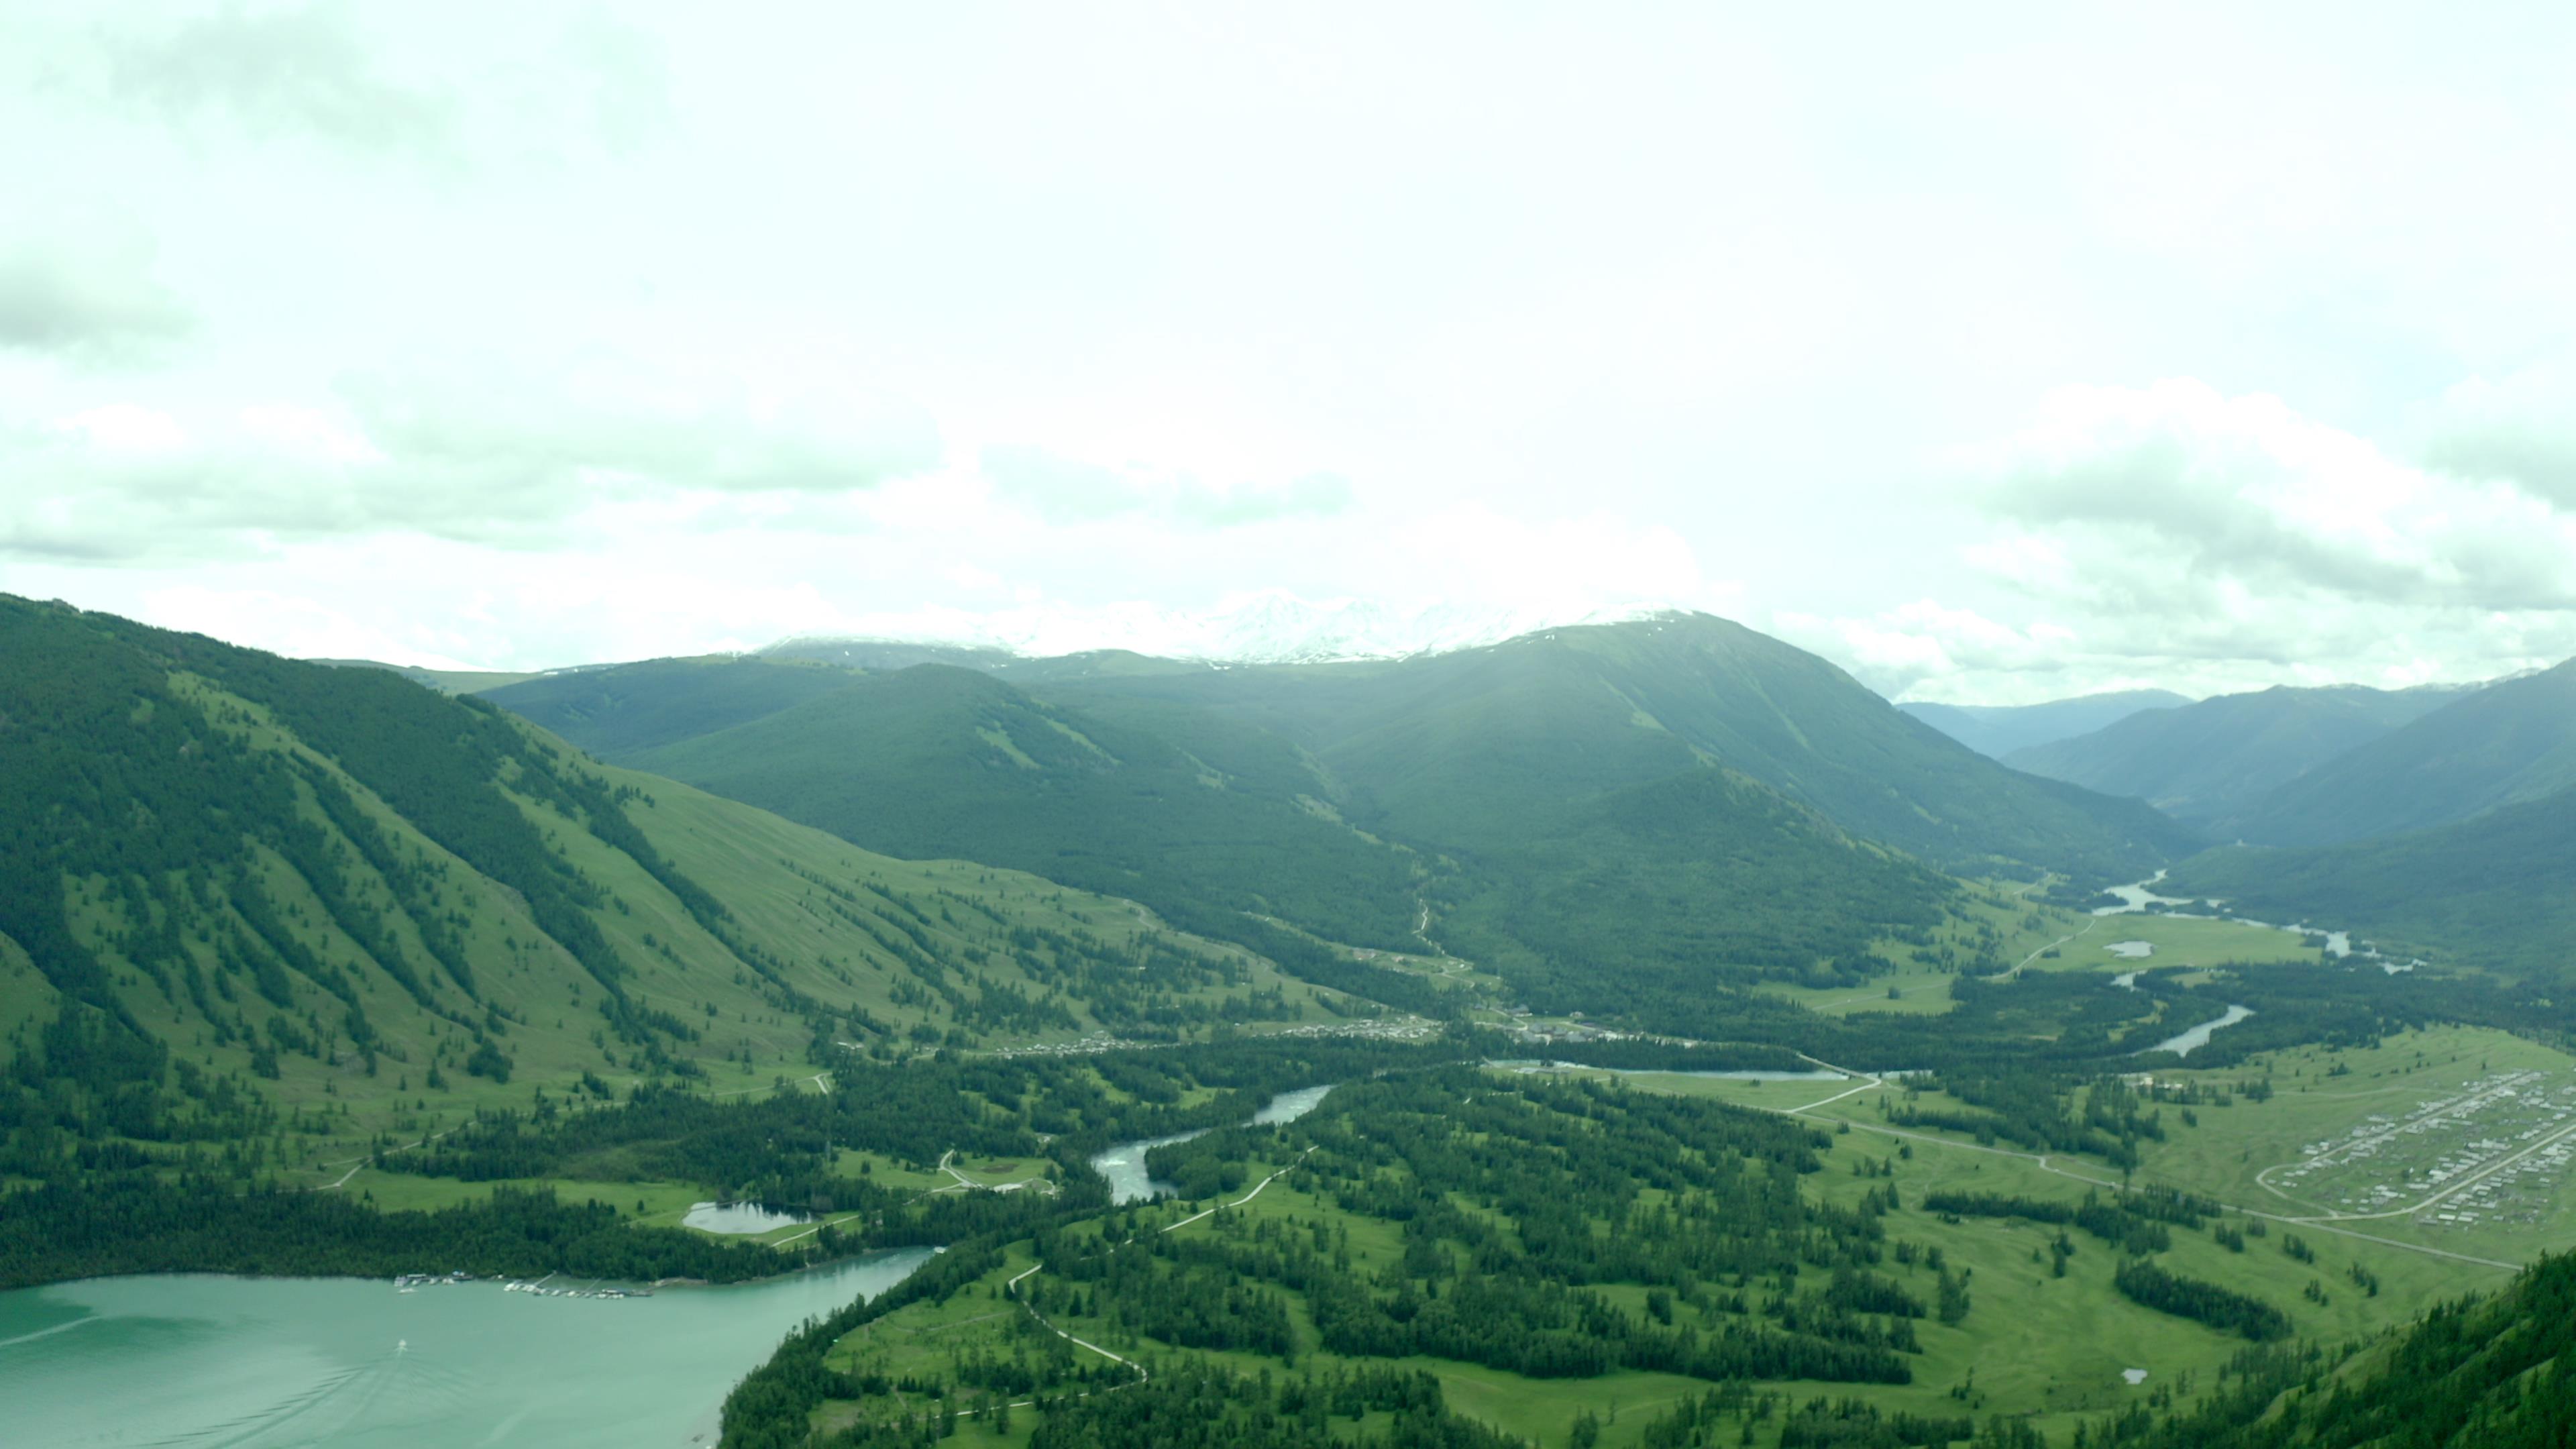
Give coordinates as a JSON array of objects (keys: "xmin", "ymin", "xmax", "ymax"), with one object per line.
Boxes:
[
  {"xmin": 1156, "ymin": 1147, "xmax": 1317, "ymax": 1235},
  {"xmin": 1990, "ymin": 916, "xmax": 2099, "ymax": 981},
  {"xmin": 1005, "ymin": 1262, "xmax": 1148, "ymax": 1378}
]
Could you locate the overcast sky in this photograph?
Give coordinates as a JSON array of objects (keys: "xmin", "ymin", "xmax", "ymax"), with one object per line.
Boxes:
[{"xmin": 6, "ymin": 3, "xmax": 2575, "ymax": 703}]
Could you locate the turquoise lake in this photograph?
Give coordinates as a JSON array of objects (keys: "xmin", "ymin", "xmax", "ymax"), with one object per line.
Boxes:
[{"xmin": 0, "ymin": 1249, "xmax": 933, "ymax": 1447}]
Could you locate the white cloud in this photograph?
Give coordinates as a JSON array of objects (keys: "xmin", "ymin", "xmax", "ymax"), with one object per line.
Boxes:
[
  {"xmin": 1964, "ymin": 378, "xmax": 2576, "ymax": 612},
  {"xmin": 0, "ymin": 358, "xmax": 945, "ymax": 564},
  {"xmin": 1809, "ymin": 380, "xmax": 2576, "ymax": 701},
  {"xmin": 0, "ymin": 223, "xmax": 193, "ymax": 358},
  {"xmin": 2414, "ymin": 360, "xmax": 2576, "ymax": 508},
  {"xmin": 39, "ymin": 3, "xmax": 672, "ymax": 168},
  {"xmin": 9, "ymin": 6, "xmax": 2576, "ymax": 690},
  {"xmin": 980, "ymin": 443, "xmax": 1353, "ymax": 527}
]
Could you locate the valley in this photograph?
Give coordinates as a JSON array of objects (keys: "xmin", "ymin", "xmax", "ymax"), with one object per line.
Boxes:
[{"xmin": 6, "ymin": 598, "xmax": 2575, "ymax": 1448}]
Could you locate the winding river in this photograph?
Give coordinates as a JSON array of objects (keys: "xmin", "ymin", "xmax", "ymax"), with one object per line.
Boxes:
[
  {"xmin": 0, "ymin": 1249, "xmax": 934, "ymax": 1448},
  {"xmin": 1089, "ymin": 1083, "xmax": 1336, "ymax": 1203},
  {"xmin": 2095, "ymin": 873, "xmax": 2320, "ymax": 1059}
]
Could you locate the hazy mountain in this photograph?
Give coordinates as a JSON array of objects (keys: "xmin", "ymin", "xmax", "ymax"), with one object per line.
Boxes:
[
  {"xmin": 482, "ymin": 656, "xmax": 862, "ymax": 755},
  {"xmin": 0, "ymin": 597, "xmax": 1328, "ymax": 1131},
  {"xmin": 478, "ymin": 610, "xmax": 2192, "ymax": 1024},
  {"xmin": 311, "ymin": 658, "xmax": 546, "ymax": 694},
  {"xmin": 525, "ymin": 659, "xmax": 1432, "ymax": 963},
  {"xmin": 1897, "ymin": 689, "xmax": 2190, "ymax": 758},
  {"xmin": 1033, "ymin": 610, "xmax": 2198, "ymax": 881},
  {"xmin": 2229, "ymin": 657, "xmax": 2576, "ymax": 845},
  {"xmin": 2165, "ymin": 782, "xmax": 2576, "ymax": 979},
  {"xmin": 2003, "ymin": 684, "xmax": 2466, "ymax": 824},
  {"xmin": 762, "ymin": 592, "xmax": 1680, "ymax": 667}
]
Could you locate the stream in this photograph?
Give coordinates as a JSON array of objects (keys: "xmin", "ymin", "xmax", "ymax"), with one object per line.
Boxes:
[{"xmin": 1089, "ymin": 1084, "xmax": 1335, "ymax": 1204}]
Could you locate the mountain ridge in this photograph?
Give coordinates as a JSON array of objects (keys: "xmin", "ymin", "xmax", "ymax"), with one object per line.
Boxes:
[
  {"xmin": 1900, "ymin": 688, "xmax": 2192, "ymax": 758},
  {"xmin": 0, "ymin": 595, "xmax": 1354, "ymax": 1157},
  {"xmin": 2229, "ymin": 657, "xmax": 2576, "ymax": 845},
  {"xmin": 2004, "ymin": 682, "xmax": 2469, "ymax": 824}
]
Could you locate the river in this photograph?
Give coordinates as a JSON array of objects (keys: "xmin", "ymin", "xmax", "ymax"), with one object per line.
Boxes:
[
  {"xmin": 1089, "ymin": 1083, "xmax": 1335, "ymax": 1204},
  {"xmin": 2141, "ymin": 1004, "xmax": 2256, "ymax": 1059},
  {"xmin": 2093, "ymin": 872, "xmax": 2389, "ymax": 967},
  {"xmin": 0, "ymin": 1248, "xmax": 934, "ymax": 1448}
]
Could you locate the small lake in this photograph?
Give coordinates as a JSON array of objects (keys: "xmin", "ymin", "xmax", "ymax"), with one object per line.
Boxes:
[
  {"xmin": 2142, "ymin": 1004, "xmax": 2255, "ymax": 1059},
  {"xmin": 1091, "ymin": 1085, "xmax": 1336, "ymax": 1204},
  {"xmin": 0, "ymin": 1249, "xmax": 934, "ymax": 1447},
  {"xmin": 682, "ymin": 1202, "xmax": 810, "ymax": 1234}
]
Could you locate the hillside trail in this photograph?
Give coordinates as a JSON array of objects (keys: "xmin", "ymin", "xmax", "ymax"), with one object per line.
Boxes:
[{"xmin": 1989, "ymin": 916, "xmax": 2099, "ymax": 981}]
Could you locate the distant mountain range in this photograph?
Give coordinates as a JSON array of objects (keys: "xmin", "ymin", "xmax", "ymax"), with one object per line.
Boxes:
[
  {"xmin": 2001, "ymin": 684, "xmax": 2470, "ymax": 826},
  {"xmin": 486, "ymin": 610, "xmax": 2192, "ymax": 1015},
  {"xmin": 1898, "ymin": 689, "xmax": 2191, "ymax": 758},
  {"xmin": 2080, "ymin": 658, "xmax": 2576, "ymax": 979},
  {"xmin": 492, "ymin": 611, "xmax": 2191, "ymax": 879},
  {"xmin": 2227, "ymin": 658, "xmax": 2576, "ymax": 845},
  {"xmin": 763, "ymin": 592, "xmax": 1687, "ymax": 667}
]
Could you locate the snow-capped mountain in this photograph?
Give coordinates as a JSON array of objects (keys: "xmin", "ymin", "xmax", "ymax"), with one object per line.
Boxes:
[{"xmin": 762, "ymin": 593, "xmax": 1687, "ymax": 666}]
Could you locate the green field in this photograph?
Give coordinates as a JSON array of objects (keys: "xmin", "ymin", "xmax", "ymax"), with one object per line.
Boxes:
[
  {"xmin": 774, "ymin": 1059, "xmax": 2516, "ymax": 1449},
  {"xmin": 2046, "ymin": 911, "xmax": 2324, "ymax": 973}
]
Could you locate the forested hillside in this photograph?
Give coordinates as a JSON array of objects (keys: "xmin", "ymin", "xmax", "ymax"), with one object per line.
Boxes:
[
  {"xmin": 2162, "ymin": 787, "xmax": 2576, "ymax": 979},
  {"xmin": 616, "ymin": 663, "xmax": 1430, "ymax": 956},
  {"xmin": 0, "ymin": 597, "xmax": 1350, "ymax": 1188},
  {"xmin": 2093, "ymin": 1250, "xmax": 2576, "ymax": 1448},
  {"xmin": 476, "ymin": 614, "xmax": 2207, "ymax": 1026},
  {"xmin": 1032, "ymin": 612, "xmax": 2196, "ymax": 882},
  {"xmin": 478, "ymin": 634, "xmax": 1987, "ymax": 1014},
  {"xmin": 2231, "ymin": 658, "xmax": 2576, "ymax": 845},
  {"xmin": 480, "ymin": 655, "xmax": 860, "ymax": 755},
  {"xmin": 2004, "ymin": 685, "xmax": 2463, "ymax": 826},
  {"xmin": 1430, "ymin": 765, "xmax": 1955, "ymax": 1007}
]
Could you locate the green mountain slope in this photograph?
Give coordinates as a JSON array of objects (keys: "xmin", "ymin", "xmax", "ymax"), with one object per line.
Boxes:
[
  {"xmin": 484, "ymin": 629, "xmax": 1977, "ymax": 1009},
  {"xmin": 2161, "ymin": 785, "xmax": 2576, "ymax": 979},
  {"xmin": 1040, "ymin": 611, "xmax": 2196, "ymax": 881},
  {"xmin": 617, "ymin": 663, "xmax": 1427, "ymax": 955},
  {"xmin": 2233, "ymin": 658, "xmax": 2576, "ymax": 845},
  {"xmin": 312, "ymin": 658, "xmax": 547, "ymax": 694},
  {"xmin": 1434, "ymin": 764, "xmax": 1953, "ymax": 1012},
  {"xmin": 2004, "ymin": 684, "xmax": 2463, "ymax": 825},
  {"xmin": 1901, "ymin": 688, "xmax": 2190, "ymax": 757},
  {"xmin": 0, "ymin": 597, "xmax": 1349, "ymax": 1172},
  {"xmin": 482, "ymin": 655, "xmax": 859, "ymax": 755},
  {"xmin": 2114, "ymin": 1249, "xmax": 2576, "ymax": 1448}
]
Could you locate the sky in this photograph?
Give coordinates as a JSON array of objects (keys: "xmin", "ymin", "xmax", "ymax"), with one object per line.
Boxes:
[{"xmin": 5, "ymin": 3, "xmax": 2576, "ymax": 704}]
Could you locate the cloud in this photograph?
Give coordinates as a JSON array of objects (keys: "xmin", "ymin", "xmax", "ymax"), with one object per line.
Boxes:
[
  {"xmin": 42, "ymin": 4, "xmax": 672, "ymax": 166},
  {"xmin": 1964, "ymin": 378, "xmax": 2576, "ymax": 614},
  {"xmin": 2414, "ymin": 362, "xmax": 2576, "ymax": 508},
  {"xmin": 0, "ymin": 364, "xmax": 943, "ymax": 564},
  {"xmin": 981, "ymin": 444, "xmax": 1352, "ymax": 528},
  {"xmin": 1784, "ymin": 379, "xmax": 2576, "ymax": 702},
  {"xmin": 342, "ymin": 358, "xmax": 941, "ymax": 499},
  {"xmin": 92, "ymin": 3, "xmax": 459, "ymax": 158},
  {"xmin": 0, "ymin": 227, "xmax": 193, "ymax": 357}
]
